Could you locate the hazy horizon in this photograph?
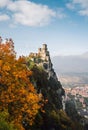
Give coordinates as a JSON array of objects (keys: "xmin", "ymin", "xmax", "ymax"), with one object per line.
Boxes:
[{"xmin": 52, "ymin": 52, "xmax": 88, "ymax": 74}]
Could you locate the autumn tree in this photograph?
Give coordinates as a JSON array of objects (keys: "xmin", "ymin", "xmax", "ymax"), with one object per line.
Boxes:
[{"xmin": 0, "ymin": 39, "xmax": 41, "ymax": 129}]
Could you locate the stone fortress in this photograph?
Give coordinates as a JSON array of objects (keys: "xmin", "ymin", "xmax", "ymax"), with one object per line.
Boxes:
[
  {"xmin": 29, "ymin": 44, "xmax": 58, "ymax": 81},
  {"xmin": 38, "ymin": 44, "xmax": 50, "ymax": 61},
  {"xmin": 30, "ymin": 44, "xmax": 50, "ymax": 61}
]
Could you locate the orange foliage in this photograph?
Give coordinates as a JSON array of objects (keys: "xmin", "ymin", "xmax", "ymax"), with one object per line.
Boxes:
[{"xmin": 0, "ymin": 41, "xmax": 41, "ymax": 129}]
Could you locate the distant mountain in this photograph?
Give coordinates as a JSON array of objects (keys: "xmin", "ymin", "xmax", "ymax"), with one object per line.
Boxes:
[{"xmin": 51, "ymin": 52, "xmax": 88, "ymax": 74}]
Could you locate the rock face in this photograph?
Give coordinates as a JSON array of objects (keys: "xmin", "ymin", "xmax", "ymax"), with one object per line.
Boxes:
[{"xmin": 29, "ymin": 44, "xmax": 65, "ymax": 109}]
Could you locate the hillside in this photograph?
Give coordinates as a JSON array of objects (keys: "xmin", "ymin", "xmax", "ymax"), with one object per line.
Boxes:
[
  {"xmin": 0, "ymin": 39, "xmax": 84, "ymax": 130},
  {"xmin": 58, "ymin": 73, "xmax": 88, "ymax": 88}
]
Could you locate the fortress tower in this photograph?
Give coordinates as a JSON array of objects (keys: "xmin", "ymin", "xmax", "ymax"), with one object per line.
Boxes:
[{"xmin": 38, "ymin": 44, "xmax": 50, "ymax": 61}]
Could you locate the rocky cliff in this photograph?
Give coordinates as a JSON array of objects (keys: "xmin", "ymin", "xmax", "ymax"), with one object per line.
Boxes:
[
  {"xmin": 28, "ymin": 44, "xmax": 65, "ymax": 110},
  {"xmin": 26, "ymin": 44, "xmax": 84, "ymax": 130}
]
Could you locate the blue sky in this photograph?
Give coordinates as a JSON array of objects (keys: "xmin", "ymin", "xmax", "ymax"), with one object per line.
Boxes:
[{"xmin": 0, "ymin": 0, "xmax": 88, "ymax": 57}]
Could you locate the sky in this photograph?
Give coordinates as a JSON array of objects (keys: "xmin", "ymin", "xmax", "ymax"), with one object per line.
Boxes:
[{"xmin": 0, "ymin": 0, "xmax": 88, "ymax": 57}]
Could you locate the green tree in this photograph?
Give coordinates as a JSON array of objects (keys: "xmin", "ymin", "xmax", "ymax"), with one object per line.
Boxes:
[{"xmin": 0, "ymin": 111, "xmax": 17, "ymax": 130}]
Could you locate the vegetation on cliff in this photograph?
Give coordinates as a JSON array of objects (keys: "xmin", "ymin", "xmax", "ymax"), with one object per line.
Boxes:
[{"xmin": 0, "ymin": 38, "xmax": 84, "ymax": 130}]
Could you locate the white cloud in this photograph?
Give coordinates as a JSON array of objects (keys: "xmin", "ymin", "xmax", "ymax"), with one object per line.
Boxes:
[
  {"xmin": 66, "ymin": 3, "xmax": 75, "ymax": 10},
  {"xmin": 67, "ymin": 0, "xmax": 88, "ymax": 16},
  {"xmin": 7, "ymin": 0, "xmax": 56, "ymax": 26},
  {"xmin": 56, "ymin": 8, "xmax": 66, "ymax": 19},
  {"xmin": 0, "ymin": 0, "xmax": 66, "ymax": 26},
  {"xmin": 0, "ymin": 0, "xmax": 65, "ymax": 26},
  {"xmin": 0, "ymin": 14, "xmax": 10, "ymax": 21},
  {"xmin": 79, "ymin": 9, "xmax": 88, "ymax": 16},
  {"xmin": 0, "ymin": 0, "xmax": 10, "ymax": 8},
  {"xmin": 72, "ymin": 0, "xmax": 88, "ymax": 10},
  {"xmin": 73, "ymin": 0, "xmax": 88, "ymax": 7},
  {"xmin": 74, "ymin": 0, "xmax": 88, "ymax": 16}
]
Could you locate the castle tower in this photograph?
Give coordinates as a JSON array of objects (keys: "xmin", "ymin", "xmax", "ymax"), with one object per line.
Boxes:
[
  {"xmin": 42, "ymin": 44, "xmax": 47, "ymax": 50},
  {"xmin": 41, "ymin": 44, "xmax": 48, "ymax": 60}
]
